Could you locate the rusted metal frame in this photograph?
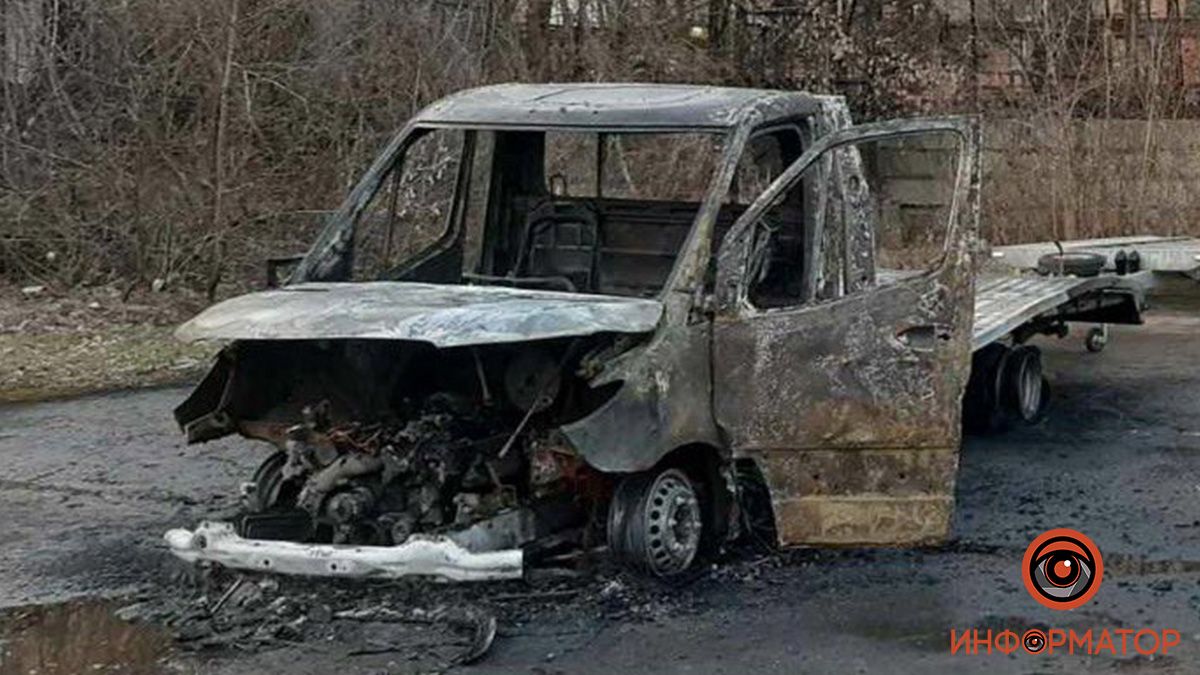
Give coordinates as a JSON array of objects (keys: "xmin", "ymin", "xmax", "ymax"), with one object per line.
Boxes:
[
  {"xmin": 554, "ymin": 105, "xmax": 768, "ymax": 472},
  {"xmin": 657, "ymin": 94, "xmax": 829, "ymax": 316},
  {"xmin": 836, "ymin": 141, "xmax": 875, "ymax": 295},
  {"xmin": 817, "ymin": 100, "xmax": 854, "ymax": 301},
  {"xmin": 300, "ymin": 87, "xmax": 822, "ymax": 308},
  {"xmin": 380, "ymin": 161, "xmax": 403, "ymax": 266},
  {"xmin": 655, "ymin": 124, "xmax": 747, "ymax": 322},
  {"xmin": 558, "ymin": 99, "xmax": 841, "ymax": 474}
]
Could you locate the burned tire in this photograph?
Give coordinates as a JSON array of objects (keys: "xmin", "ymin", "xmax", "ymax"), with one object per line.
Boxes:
[
  {"xmin": 963, "ymin": 343, "xmax": 1011, "ymax": 435},
  {"xmin": 245, "ymin": 451, "xmax": 301, "ymax": 513},
  {"xmin": 608, "ymin": 468, "xmax": 703, "ymax": 578},
  {"xmin": 1036, "ymin": 252, "xmax": 1105, "ymax": 277},
  {"xmin": 1001, "ymin": 345, "xmax": 1048, "ymax": 424},
  {"xmin": 241, "ymin": 452, "xmax": 311, "ymax": 540}
]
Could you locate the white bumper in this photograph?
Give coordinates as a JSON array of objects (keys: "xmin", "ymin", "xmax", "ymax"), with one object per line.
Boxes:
[{"xmin": 164, "ymin": 521, "xmax": 523, "ymax": 581}]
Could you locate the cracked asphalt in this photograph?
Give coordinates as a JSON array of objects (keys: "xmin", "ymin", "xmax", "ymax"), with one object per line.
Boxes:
[{"xmin": 1, "ymin": 308, "xmax": 1199, "ymax": 673}]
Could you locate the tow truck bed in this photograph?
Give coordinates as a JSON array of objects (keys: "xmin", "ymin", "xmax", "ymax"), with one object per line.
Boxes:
[
  {"xmin": 972, "ymin": 273, "xmax": 1121, "ymax": 351},
  {"xmin": 969, "ymin": 271, "xmax": 1128, "ymax": 348},
  {"xmin": 972, "ymin": 236, "xmax": 1200, "ymax": 351}
]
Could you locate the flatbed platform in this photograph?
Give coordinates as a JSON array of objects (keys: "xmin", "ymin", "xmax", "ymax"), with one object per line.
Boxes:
[
  {"xmin": 970, "ymin": 235, "xmax": 1200, "ymax": 351},
  {"xmin": 972, "ymin": 273, "xmax": 1122, "ymax": 350}
]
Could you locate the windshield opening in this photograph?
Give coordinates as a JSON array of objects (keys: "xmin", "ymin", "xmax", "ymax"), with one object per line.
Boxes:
[{"xmin": 347, "ymin": 127, "xmax": 728, "ymax": 298}]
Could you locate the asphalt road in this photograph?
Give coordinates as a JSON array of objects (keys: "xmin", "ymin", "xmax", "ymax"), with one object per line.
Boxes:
[{"xmin": 1, "ymin": 310, "xmax": 1199, "ymax": 673}]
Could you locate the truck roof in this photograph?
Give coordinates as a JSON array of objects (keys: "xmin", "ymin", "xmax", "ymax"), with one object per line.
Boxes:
[{"xmin": 412, "ymin": 83, "xmax": 828, "ymax": 131}]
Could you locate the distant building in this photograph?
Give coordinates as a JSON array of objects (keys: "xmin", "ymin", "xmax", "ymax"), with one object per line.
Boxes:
[{"xmin": 936, "ymin": 0, "xmax": 1200, "ymax": 104}]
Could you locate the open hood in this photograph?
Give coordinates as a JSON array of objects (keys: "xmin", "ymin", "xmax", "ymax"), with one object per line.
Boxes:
[{"xmin": 176, "ymin": 282, "xmax": 663, "ymax": 347}]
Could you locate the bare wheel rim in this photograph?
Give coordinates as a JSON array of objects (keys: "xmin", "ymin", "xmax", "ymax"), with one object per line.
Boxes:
[{"xmin": 643, "ymin": 469, "xmax": 701, "ymax": 576}]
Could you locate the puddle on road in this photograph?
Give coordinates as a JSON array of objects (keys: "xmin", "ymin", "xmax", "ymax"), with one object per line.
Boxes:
[{"xmin": 0, "ymin": 600, "xmax": 170, "ymax": 675}]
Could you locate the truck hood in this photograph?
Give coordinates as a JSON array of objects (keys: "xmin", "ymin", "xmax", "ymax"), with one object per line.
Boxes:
[{"xmin": 176, "ymin": 282, "xmax": 663, "ymax": 347}]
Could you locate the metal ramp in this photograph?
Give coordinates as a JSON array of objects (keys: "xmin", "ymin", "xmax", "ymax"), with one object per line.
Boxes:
[
  {"xmin": 971, "ymin": 235, "xmax": 1200, "ymax": 350},
  {"xmin": 972, "ymin": 274, "xmax": 1119, "ymax": 351}
]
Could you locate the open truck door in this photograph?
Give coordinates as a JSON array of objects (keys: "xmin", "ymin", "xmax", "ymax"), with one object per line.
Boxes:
[{"xmin": 712, "ymin": 119, "xmax": 980, "ymax": 547}]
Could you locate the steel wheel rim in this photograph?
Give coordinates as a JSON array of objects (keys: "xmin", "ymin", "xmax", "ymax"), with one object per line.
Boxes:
[
  {"xmin": 643, "ymin": 470, "xmax": 701, "ymax": 576},
  {"xmin": 1018, "ymin": 356, "xmax": 1042, "ymax": 420}
]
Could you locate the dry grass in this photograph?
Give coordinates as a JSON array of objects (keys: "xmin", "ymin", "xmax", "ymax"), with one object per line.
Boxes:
[
  {"xmin": 0, "ymin": 326, "xmax": 214, "ymax": 403},
  {"xmin": 0, "ymin": 284, "xmax": 216, "ymax": 403}
]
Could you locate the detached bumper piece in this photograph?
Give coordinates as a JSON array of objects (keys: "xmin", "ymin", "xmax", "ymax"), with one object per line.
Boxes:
[{"xmin": 164, "ymin": 521, "xmax": 523, "ymax": 582}]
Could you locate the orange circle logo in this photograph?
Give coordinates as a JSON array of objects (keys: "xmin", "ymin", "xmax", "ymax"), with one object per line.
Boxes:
[{"xmin": 1022, "ymin": 528, "xmax": 1103, "ymax": 610}]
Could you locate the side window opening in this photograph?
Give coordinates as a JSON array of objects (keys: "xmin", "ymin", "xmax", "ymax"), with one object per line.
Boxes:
[
  {"xmin": 461, "ymin": 130, "xmax": 496, "ymax": 274},
  {"xmin": 353, "ymin": 128, "xmax": 466, "ymax": 280},
  {"xmin": 729, "ymin": 126, "xmax": 806, "ymax": 307},
  {"xmin": 743, "ymin": 129, "xmax": 962, "ymax": 310},
  {"xmin": 867, "ymin": 133, "xmax": 961, "ymax": 278}
]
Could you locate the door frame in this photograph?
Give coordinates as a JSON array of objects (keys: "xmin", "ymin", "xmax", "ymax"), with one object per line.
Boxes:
[
  {"xmin": 714, "ymin": 117, "xmax": 979, "ymax": 316},
  {"xmin": 710, "ymin": 117, "xmax": 981, "ymax": 547}
]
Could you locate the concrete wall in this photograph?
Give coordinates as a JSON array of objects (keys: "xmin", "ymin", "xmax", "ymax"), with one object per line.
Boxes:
[{"xmin": 872, "ymin": 120, "xmax": 1200, "ymax": 247}]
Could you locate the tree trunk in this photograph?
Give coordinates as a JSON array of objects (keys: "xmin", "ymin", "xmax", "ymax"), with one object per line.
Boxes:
[{"xmin": 206, "ymin": 0, "xmax": 238, "ymax": 301}]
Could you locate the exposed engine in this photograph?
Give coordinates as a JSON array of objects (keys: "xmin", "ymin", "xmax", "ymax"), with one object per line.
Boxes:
[{"xmin": 177, "ymin": 335, "xmax": 628, "ymax": 554}]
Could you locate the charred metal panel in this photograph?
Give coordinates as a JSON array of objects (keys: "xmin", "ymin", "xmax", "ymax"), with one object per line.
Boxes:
[
  {"xmin": 174, "ymin": 352, "xmax": 236, "ymax": 443},
  {"xmin": 749, "ymin": 448, "xmax": 958, "ymax": 544},
  {"xmin": 756, "ymin": 448, "xmax": 960, "ymax": 496},
  {"xmin": 817, "ymin": 99, "xmax": 876, "ymax": 295},
  {"xmin": 715, "ymin": 279, "xmax": 973, "ymax": 451},
  {"xmin": 561, "ymin": 323, "xmax": 721, "ymax": 473},
  {"xmin": 176, "ymin": 282, "xmax": 662, "ymax": 347},
  {"xmin": 292, "ymin": 85, "xmax": 836, "ymax": 286},
  {"xmin": 712, "ymin": 118, "xmax": 979, "ymax": 547},
  {"xmin": 768, "ymin": 492, "xmax": 954, "ymax": 545},
  {"xmin": 413, "ymin": 83, "xmax": 825, "ymax": 132}
]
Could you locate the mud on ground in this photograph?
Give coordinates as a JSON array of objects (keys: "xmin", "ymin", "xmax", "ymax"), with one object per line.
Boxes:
[{"xmin": 1, "ymin": 308, "xmax": 1199, "ymax": 673}]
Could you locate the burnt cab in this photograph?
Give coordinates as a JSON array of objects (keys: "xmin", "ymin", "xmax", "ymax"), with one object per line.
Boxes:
[{"xmin": 171, "ymin": 84, "xmax": 979, "ymax": 579}]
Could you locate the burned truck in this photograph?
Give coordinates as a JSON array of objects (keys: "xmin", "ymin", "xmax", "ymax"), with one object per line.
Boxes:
[{"xmin": 166, "ymin": 84, "xmax": 980, "ymax": 580}]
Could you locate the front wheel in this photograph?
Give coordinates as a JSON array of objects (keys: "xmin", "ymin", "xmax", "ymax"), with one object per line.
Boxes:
[{"xmin": 607, "ymin": 468, "xmax": 704, "ymax": 578}]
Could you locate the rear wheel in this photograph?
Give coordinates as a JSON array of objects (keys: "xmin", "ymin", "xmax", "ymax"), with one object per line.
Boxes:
[
  {"xmin": 608, "ymin": 468, "xmax": 704, "ymax": 578},
  {"xmin": 963, "ymin": 343, "xmax": 1010, "ymax": 434},
  {"xmin": 1002, "ymin": 345, "xmax": 1047, "ymax": 424},
  {"xmin": 965, "ymin": 343, "xmax": 1050, "ymax": 433},
  {"xmin": 1085, "ymin": 326, "xmax": 1108, "ymax": 353}
]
